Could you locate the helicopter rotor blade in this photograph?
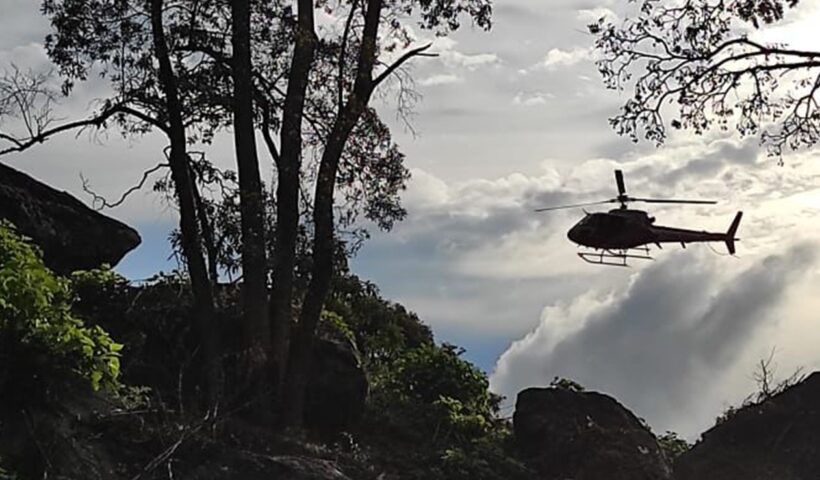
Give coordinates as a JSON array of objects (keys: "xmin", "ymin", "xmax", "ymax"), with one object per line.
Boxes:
[
  {"xmin": 629, "ymin": 197, "xmax": 717, "ymax": 205},
  {"xmin": 615, "ymin": 169, "xmax": 626, "ymax": 196},
  {"xmin": 534, "ymin": 199, "xmax": 616, "ymax": 212}
]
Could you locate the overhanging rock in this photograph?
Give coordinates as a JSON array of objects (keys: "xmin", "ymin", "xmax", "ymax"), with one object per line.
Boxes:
[{"xmin": 0, "ymin": 162, "xmax": 141, "ymax": 274}]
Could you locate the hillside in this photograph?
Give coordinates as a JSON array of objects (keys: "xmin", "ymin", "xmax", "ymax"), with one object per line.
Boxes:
[{"xmin": 0, "ymin": 217, "xmax": 536, "ymax": 479}]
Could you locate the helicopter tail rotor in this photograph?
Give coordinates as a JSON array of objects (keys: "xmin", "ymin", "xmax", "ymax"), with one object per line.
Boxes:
[{"xmin": 725, "ymin": 211, "xmax": 743, "ymax": 255}]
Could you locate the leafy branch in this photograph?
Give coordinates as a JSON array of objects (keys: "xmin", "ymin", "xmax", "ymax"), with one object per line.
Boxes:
[{"xmin": 592, "ymin": 0, "xmax": 818, "ymax": 159}]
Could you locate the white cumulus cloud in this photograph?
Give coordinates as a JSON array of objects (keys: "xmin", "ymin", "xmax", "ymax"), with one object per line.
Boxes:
[
  {"xmin": 419, "ymin": 74, "xmax": 463, "ymax": 87},
  {"xmin": 540, "ymin": 47, "xmax": 593, "ymax": 70},
  {"xmin": 490, "ymin": 244, "xmax": 820, "ymax": 439},
  {"xmin": 431, "ymin": 36, "xmax": 499, "ymax": 70},
  {"xmin": 513, "ymin": 91, "xmax": 555, "ymax": 106}
]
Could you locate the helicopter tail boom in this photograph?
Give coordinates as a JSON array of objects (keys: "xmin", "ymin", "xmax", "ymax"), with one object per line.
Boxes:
[
  {"xmin": 648, "ymin": 211, "xmax": 743, "ymax": 253},
  {"xmin": 725, "ymin": 211, "xmax": 743, "ymax": 255}
]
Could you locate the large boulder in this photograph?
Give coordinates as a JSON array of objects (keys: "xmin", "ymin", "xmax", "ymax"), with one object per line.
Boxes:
[
  {"xmin": 304, "ymin": 338, "xmax": 368, "ymax": 435},
  {"xmin": 0, "ymin": 162, "xmax": 140, "ymax": 273},
  {"xmin": 675, "ymin": 372, "xmax": 820, "ymax": 480},
  {"xmin": 513, "ymin": 387, "xmax": 672, "ymax": 480}
]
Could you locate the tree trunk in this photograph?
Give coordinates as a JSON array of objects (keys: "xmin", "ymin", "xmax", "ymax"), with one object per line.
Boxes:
[
  {"xmin": 280, "ymin": 0, "xmax": 382, "ymax": 428},
  {"xmin": 231, "ymin": 0, "xmax": 272, "ymax": 406},
  {"xmin": 280, "ymin": 117, "xmax": 358, "ymax": 427},
  {"xmin": 150, "ymin": 0, "xmax": 220, "ymax": 405},
  {"xmin": 269, "ymin": 0, "xmax": 317, "ymax": 395},
  {"xmin": 189, "ymin": 163, "xmax": 220, "ymax": 284}
]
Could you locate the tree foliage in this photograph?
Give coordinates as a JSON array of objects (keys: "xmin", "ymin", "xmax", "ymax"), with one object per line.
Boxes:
[
  {"xmin": 549, "ymin": 376, "xmax": 586, "ymax": 392},
  {"xmin": 324, "ymin": 272, "xmax": 433, "ymax": 365},
  {"xmin": 657, "ymin": 430, "xmax": 691, "ymax": 461},
  {"xmin": 370, "ymin": 342, "xmax": 501, "ymax": 449},
  {"xmin": 593, "ymin": 0, "xmax": 818, "ymax": 158},
  {"xmin": 364, "ymin": 339, "xmax": 531, "ymax": 480},
  {"xmin": 0, "ymin": 222, "xmax": 121, "ymax": 404},
  {"xmin": 384, "ymin": 343, "xmax": 494, "ymax": 411},
  {"xmin": 33, "ymin": 0, "xmax": 414, "ymax": 234},
  {"xmin": 41, "ymin": 0, "xmax": 237, "ymax": 137}
]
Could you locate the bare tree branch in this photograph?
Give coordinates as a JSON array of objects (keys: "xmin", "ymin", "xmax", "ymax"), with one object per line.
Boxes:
[
  {"xmin": 373, "ymin": 43, "xmax": 435, "ymax": 88},
  {"xmin": 338, "ymin": 0, "xmax": 361, "ymax": 112},
  {"xmin": 260, "ymin": 100, "xmax": 281, "ymax": 166},
  {"xmin": 81, "ymin": 162, "xmax": 169, "ymax": 210},
  {"xmin": 1, "ymin": 103, "xmax": 168, "ymax": 157}
]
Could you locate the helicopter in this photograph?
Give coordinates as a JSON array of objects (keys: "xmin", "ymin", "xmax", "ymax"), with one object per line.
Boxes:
[{"xmin": 535, "ymin": 170, "xmax": 742, "ymax": 266}]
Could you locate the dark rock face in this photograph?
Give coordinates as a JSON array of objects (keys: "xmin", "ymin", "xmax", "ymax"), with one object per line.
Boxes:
[
  {"xmin": 676, "ymin": 371, "xmax": 820, "ymax": 480},
  {"xmin": 513, "ymin": 387, "xmax": 672, "ymax": 480},
  {"xmin": 0, "ymin": 162, "xmax": 140, "ymax": 274},
  {"xmin": 268, "ymin": 456, "xmax": 352, "ymax": 480},
  {"xmin": 304, "ymin": 339, "xmax": 368, "ymax": 435},
  {"xmin": 185, "ymin": 453, "xmax": 352, "ymax": 480},
  {"xmin": 0, "ymin": 381, "xmax": 124, "ymax": 480}
]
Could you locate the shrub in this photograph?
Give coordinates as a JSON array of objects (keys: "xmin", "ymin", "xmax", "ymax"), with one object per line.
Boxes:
[
  {"xmin": 367, "ymin": 342, "xmax": 533, "ymax": 480},
  {"xmin": 440, "ymin": 429, "xmax": 533, "ymax": 480},
  {"xmin": 384, "ymin": 343, "xmax": 494, "ymax": 414},
  {"xmin": 657, "ymin": 431, "xmax": 691, "ymax": 461},
  {"xmin": 327, "ymin": 273, "xmax": 433, "ymax": 369},
  {"xmin": 369, "ymin": 342, "xmax": 495, "ymax": 440},
  {"xmin": 0, "ymin": 222, "xmax": 122, "ymax": 406},
  {"xmin": 715, "ymin": 352, "xmax": 806, "ymax": 426},
  {"xmin": 549, "ymin": 376, "xmax": 586, "ymax": 392}
]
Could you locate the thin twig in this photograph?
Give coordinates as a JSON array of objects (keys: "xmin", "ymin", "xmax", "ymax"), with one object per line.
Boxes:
[
  {"xmin": 373, "ymin": 43, "xmax": 434, "ymax": 88},
  {"xmin": 81, "ymin": 162, "xmax": 169, "ymax": 210}
]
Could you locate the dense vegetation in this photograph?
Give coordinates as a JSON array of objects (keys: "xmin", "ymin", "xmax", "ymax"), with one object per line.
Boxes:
[{"xmin": 0, "ymin": 222, "xmax": 533, "ymax": 479}]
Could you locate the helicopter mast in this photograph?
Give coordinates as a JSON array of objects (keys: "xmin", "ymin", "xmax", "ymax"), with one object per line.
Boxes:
[{"xmin": 615, "ymin": 170, "xmax": 628, "ymax": 209}]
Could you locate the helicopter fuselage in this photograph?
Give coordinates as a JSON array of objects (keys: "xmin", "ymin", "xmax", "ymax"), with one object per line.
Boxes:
[{"xmin": 567, "ymin": 209, "xmax": 740, "ymax": 252}]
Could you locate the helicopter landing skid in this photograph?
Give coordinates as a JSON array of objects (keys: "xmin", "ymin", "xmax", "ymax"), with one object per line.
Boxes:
[{"xmin": 577, "ymin": 247, "xmax": 653, "ymax": 267}]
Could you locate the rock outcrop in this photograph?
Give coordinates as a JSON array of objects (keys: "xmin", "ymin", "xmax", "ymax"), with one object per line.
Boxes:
[
  {"xmin": 675, "ymin": 371, "xmax": 820, "ymax": 480},
  {"xmin": 305, "ymin": 339, "xmax": 368, "ymax": 435},
  {"xmin": 513, "ymin": 386, "xmax": 672, "ymax": 480},
  {"xmin": 268, "ymin": 456, "xmax": 352, "ymax": 480},
  {"xmin": 185, "ymin": 452, "xmax": 353, "ymax": 480},
  {"xmin": 0, "ymin": 162, "xmax": 140, "ymax": 273}
]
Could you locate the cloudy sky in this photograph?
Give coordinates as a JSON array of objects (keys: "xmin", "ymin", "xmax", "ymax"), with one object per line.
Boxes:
[{"xmin": 4, "ymin": 0, "xmax": 820, "ymax": 440}]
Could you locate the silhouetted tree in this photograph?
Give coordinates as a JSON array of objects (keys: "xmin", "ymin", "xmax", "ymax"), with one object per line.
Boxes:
[
  {"xmin": 277, "ymin": 0, "xmax": 492, "ymax": 428},
  {"xmin": 32, "ymin": 0, "xmax": 225, "ymax": 403},
  {"xmin": 2, "ymin": 0, "xmax": 492, "ymax": 426},
  {"xmin": 230, "ymin": 0, "xmax": 272, "ymax": 406}
]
